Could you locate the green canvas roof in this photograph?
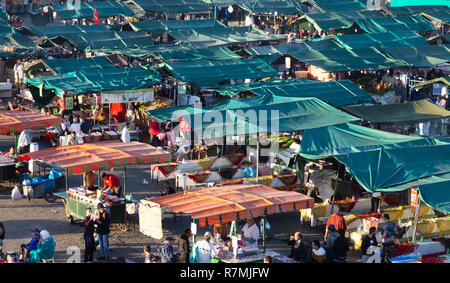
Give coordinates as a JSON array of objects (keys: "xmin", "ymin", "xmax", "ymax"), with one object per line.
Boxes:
[
  {"xmin": 298, "ymin": 122, "xmax": 447, "ymax": 160},
  {"xmin": 388, "ymin": 5, "xmax": 450, "ymax": 17},
  {"xmin": 297, "ymin": 121, "xmax": 450, "ymax": 213},
  {"xmin": 412, "ymin": 76, "xmax": 450, "ymax": 90},
  {"xmin": 381, "ymin": 45, "xmax": 450, "ymax": 67},
  {"xmin": 129, "ymin": 19, "xmax": 284, "ymax": 47},
  {"xmin": 153, "ymin": 46, "xmax": 241, "ymax": 61},
  {"xmin": 25, "ymin": 56, "xmax": 161, "ymax": 100},
  {"xmin": 390, "ymin": 1, "xmax": 450, "ymax": 8},
  {"xmin": 50, "ymin": 1, "xmax": 136, "ymax": 20},
  {"xmin": 307, "ymin": 0, "xmax": 366, "ymax": 12},
  {"xmin": 417, "ymin": 180, "xmax": 450, "ymax": 214},
  {"xmin": 204, "ymin": 0, "xmax": 306, "ymax": 14},
  {"xmin": 210, "ymin": 79, "xmax": 374, "ymax": 106},
  {"xmin": 342, "ymin": 99, "xmax": 450, "ymax": 124},
  {"xmin": 333, "ymin": 31, "xmax": 429, "ymax": 49},
  {"xmin": 146, "ymin": 95, "xmax": 360, "ymax": 136},
  {"xmin": 130, "ymin": 0, "xmax": 210, "ymax": 13},
  {"xmin": 356, "ymin": 16, "xmax": 435, "ymax": 33},
  {"xmin": 26, "ymin": 66, "xmax": 161, "ymax": 95},
  {"xmin": 335, "ymin": 143, "xmax": 450, "ymax": 193},
  {"xmin": 160, "ymin": 58, "xmax": 278, "ymax": 87},
  {"xmin": 420, "ymin": 11, "xmax": 450, "ymax": 24}
]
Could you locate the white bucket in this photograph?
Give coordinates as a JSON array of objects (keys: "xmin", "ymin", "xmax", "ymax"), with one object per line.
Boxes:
[{"xmin": 30, "ymin": 142, "xmax": 39, "ymax": 152}]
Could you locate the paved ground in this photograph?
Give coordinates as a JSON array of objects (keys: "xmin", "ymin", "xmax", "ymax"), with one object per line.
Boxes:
[{"xmin": 0, "ymin": 134, "xmax": 362, "ymax": 263}]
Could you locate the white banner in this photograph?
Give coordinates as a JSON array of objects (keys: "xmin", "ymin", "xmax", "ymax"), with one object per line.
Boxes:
[
  {"xmin": 101, "ymin": 88, "xmax": 154, "ymax": 104},
  {"xmin": 139, "ymin": 200, "xmax": 163, "ymax": 240}
]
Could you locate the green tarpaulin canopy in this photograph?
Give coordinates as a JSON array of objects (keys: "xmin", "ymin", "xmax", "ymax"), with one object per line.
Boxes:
[
  {"xmin": 297, "ymin": 122, "xmax": 450, "ymax": 213},
  {"xmin": 307, "ymin": 0, "xmax": 366, "ymax": 12},
  {"xmin": 332, "ymin": 31, "xmax": 429, "ymax": 49},
  {"xmin": 418, "ymin": 180, "xmax": 450, "ymax": 214},
  {"xmin": 335, "ymin": 144, "xmax": 450, "ymax": 193},
  {"xmin": 50, "ymin": 1, "xmax": 136, "ymax": 20},
  {"xmin": 298, "ymin": 122, "xmax": 447, "ymax": 160},
  {"xmin": 388, "ymin": 5, "xmax": 450, "ymax": 17},
  {"xmin": 129, "ymin": 19, "xmax": 284, "ymax": 47},
  {"xmin": 129, "ymin": 0, "xmax": 210, "ymax": 13},
  {"xmin": 210, "ymin": 79, "xmax": 374, "ymax": 106},
  {"xmin": 152, "ymin": 45, "xmax": 241, "ymax": 61},
  {"xmin": 381, "ymin": 45, "xmax": 450, "ymax": 67},
  {"xmin": 412, "ymin": 76, "xmax": 450, "ymax": 91},
  {"xmin": 248, "ymin": 42, "xmax": 405, "ymax": 72},
  {"xmin": 146, "ymin": 96, "xmax": 360, "ymax": 136},
  {"xmin": 205, "ymin": 0, "xmax": 307, "ymax": 14},
  {"xmin": 342, "ymin": 99, "xmax": 450, "ymax": 124},
  {"xmin": 390, "ymin": 0, "xmax": 450, "ymax": 8},
  {"xmin": 160, "ymin": 58, "xmax": 278, "ymax": 87}
]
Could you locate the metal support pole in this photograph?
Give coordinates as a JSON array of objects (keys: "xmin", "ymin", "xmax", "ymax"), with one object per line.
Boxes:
[
  {"xmin": 123, "ymin": 166, "xmax": 127, "ymax": 201},
  {"xmin": 13, "ymin": 131, "xmax": 17, "ymax": 155},
  {"xmin": 262, "ymin": 217, "xmax": 266, "ymax": 253},
  {"xmin": 256, "ymin": 136, "xmax": 259, "ymax": 183},
  {"xmin": 412, "ymin": 199, "xmax": 421, "ymax": 243},
  {"xmin": 108, "ymin": 102, "xmax": 111, "ymax": 130},
  {"xmin": 65, "ymin": 167, "xmax": 69, "ymax": 191},
  {"xmin": 98, "ymin": 169, "xmax": 101, "ymax": 189}
]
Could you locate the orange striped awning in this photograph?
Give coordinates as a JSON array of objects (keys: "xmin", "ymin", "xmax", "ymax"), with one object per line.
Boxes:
[
  {"xmin": 20, "ymin": 141, "xmax": 171, "ymax": 174},
  {"xmin": 150, "ymin": 184, "xmax": 314, "ymax": 227},
  {"xmin": 0, "ymin": 111, "xmax": 61, "ymax": 133}
]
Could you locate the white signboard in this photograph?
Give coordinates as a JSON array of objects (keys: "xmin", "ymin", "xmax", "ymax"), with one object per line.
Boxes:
[
  {"xmin": 139, "ymin": 199, "xmax": 163, "ymax": 240},
  {"xmin": 101, "ymin": 88, "xmax": 154, "ymax": 104}
]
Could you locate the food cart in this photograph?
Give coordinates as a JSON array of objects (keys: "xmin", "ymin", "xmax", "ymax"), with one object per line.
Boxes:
[
  {"xmin": 21, "ymin": 141, "xmax": 171, "ymax": 230},
  {"xmin": 139, "ymin": 183, "xmax": 314, "ymax": 263}
]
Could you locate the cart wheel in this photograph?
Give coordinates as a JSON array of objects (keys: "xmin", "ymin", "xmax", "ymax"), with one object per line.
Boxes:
[
  {"xmin": 117, "ymin": 223, "xmax": 128, "ymax": 232},
  {"xmin": 68, "ymin": 215, "xmax": 74, "ymax": 225},
  {"xmin": 44, "ymin": 189, "xmax": 57, "ymax": 203}
]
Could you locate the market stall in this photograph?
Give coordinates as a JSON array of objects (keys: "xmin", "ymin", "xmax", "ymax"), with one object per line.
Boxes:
[
  {"xmin": 175, "ymin": 164, "xmax": 274, "ymax": 191},
  {"xmin": 151, "ymin": 153, "xmax": 246, "ymax": 182},
  {"xmin": 20, "ymin": 141, "xmax": 171, "ymax": 229},
  {"xmin": 139, "ymin": 184, "xmax": 314, "ymax": 263},
  {"xmin": 216, "ymin": 173, "xmax": 300, "ymax": 191}
]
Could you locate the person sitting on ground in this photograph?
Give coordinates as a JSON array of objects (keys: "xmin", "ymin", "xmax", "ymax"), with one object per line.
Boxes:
[
  {"xmin": 287, "ymin": 232, "xmax": 304, "ymax": 261},
  {"xmin": 323, "ymin": 224, "xmax": 340, "ymax": 254},
  {"xmin": 160, "ymin": 181, "xmax": 176, "ymax": 196},
  {"xmin": 144, "ymin": 245, "xmax": 153, "ymax": 263},
  {"xmin": 299, "ymin": 237, "xmax": 313, "ymax": 263},
  {"xmin": 66, "ymin": 131, "xmax": 78, "ymax": 146},
  {"xmin": 101, "ymin": 172, "xmax": 122, "ymax": 197},
  {"xmin": 311, "ymin": 240, "xmax": 327, "ymax": 263},
  {"xmin": 29, "ymin": 230, "xmax": 56, "ymax": 263},
  {"xmin": 361, "ymin": 227, "xmax": 380, "ymax": 263},
  {"xmin": 159, "ymin": 236, "xmax": 178, "ymax": 263},
  {"xmin": 330, "ymin": 228, "xmax": 349, "ymax": 262},
  {"xmin": 4, "ymin": 147, "xmax": 15, "ymax": 159},
  {"xmin": 80, "ymin": 116, "xmax": 92, "ymax": 134}
]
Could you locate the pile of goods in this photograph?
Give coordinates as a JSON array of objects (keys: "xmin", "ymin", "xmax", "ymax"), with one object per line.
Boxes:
[
  {"xmin": 355, "ymin": 77, "xmax": 394, "ymax": 95},
  {"xmin": 67, "ymin": 187, "xmax": 122, "ymax": 206}
]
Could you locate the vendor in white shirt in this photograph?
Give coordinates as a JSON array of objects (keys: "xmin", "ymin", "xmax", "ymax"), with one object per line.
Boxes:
[
  {"xmin": 240, "ymin": 218, "xmax": 260, "ymax": 249},
  {"xmin": 121, "ymin": 122, "xmax": 131, "ymax": 143}
]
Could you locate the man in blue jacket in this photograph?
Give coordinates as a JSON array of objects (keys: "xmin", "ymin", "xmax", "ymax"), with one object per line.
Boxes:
[{"xmin": 160, "ymin": 237, "xmax": 178, "ymax": 263}]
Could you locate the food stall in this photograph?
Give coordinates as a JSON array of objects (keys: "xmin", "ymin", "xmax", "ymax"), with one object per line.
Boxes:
[
  {"xmin": 0, "ymin": 110, "xmax": 61, "ymax": 153},
  {"xmin": 139, "ymin": 184, "xmax": 314, "ymax": 263},
  {"xmin": 20, "ymin": 141, "xmax": 171, "ymax": 230}
]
